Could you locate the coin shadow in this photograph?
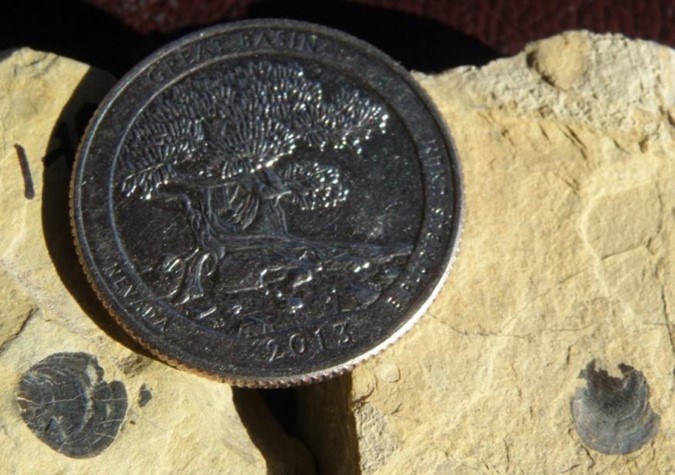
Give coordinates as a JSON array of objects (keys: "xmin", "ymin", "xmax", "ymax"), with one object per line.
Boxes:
[
  {"xmin": 248, "ymin": 0, "xmax": 500, "ymax": 72},
  {"xmin": 42, "ymin": 69, "xmax": 154, "ymax": 359},
  {"xmin": 233, "ymin": 375, "xmax": 360, "ymax": 474},
  {"xmin": 232, "ymin": 387, "xmax": 318, "ymax": 474}
]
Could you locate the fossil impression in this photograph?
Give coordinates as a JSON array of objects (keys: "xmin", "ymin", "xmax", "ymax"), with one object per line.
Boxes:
[
  {"xmin": 16, "ymin": 352, "xmax": 128, "ymax": 458},
  {"xmin": 571, "ymin": 360, "xmax": 660, "ymax": 454}
]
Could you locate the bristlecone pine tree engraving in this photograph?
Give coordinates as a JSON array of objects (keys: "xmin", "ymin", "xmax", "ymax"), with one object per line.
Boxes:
[{"xmin": 119, "ymin": 61, "xmax": 410, "ymax": 325}]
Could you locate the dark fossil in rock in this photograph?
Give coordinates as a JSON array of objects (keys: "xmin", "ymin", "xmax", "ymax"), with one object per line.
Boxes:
[
  {"xmin": 138, "ymin": 383, "xmax": 152, "ymax": 407},
  {"xmin": 16, "ymin": 352, "xmax": 128, "ymax": 458},
  {"xmin": 571, "ymin": 360, "xmax": 660, "ymax": 454}
]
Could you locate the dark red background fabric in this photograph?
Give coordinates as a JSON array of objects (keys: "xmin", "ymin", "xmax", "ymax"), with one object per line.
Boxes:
[
  {"xmin": 356, "ymin": 0, "xmax": 674, "ymax": 54},
  {"xmin": 87, "ymin": 0, "xmax": 674, "ymax": 54}
]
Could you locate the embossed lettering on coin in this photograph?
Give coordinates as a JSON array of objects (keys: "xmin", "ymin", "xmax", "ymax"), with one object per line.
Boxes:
[
  {"xmin": 73, "ymin": 20, "xmax": 463, "ymax": 386},
  {"xmin": 17, "ymin": 352, "xmax": 128, "ymax": 458}
]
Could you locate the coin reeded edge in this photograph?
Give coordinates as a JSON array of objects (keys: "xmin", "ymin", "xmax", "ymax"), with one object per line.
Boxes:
[{"xmin": 70, "ymin": 19, "xmax": 465, "ymax": 388}]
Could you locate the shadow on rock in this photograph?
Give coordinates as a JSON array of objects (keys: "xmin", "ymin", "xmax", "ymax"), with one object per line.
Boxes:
[
  {"xmin": 42, "ymin": 68, "xmax": 153, "ymax": 358},
  {"xmin": 233, "ymin": 386, "xmax": 317, "ymax": 474},
  {"xmin": 233, "ymin": 375, "xmax": 361, "ymax": 475},
  {"xmin": 295, "ymin": 375, "xmax": 360, "ymax": 475}
]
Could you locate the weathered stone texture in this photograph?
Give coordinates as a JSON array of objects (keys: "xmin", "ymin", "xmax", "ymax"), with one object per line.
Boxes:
[
  {"xmin": 303, "ymin": 31, "xmax": 675, "ymax": 474},
  {"xmin": 0, "ymin": 49, "xmax": 312, "ymax": 474}
]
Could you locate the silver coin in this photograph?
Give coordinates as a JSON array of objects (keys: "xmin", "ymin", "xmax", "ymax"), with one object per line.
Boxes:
[{"xmin": 72, "ymin": 19, "xmax": 463, "ymax": 387}]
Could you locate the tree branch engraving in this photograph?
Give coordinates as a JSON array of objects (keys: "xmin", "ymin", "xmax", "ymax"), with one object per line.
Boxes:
[{"xmin": 118, "ymin": 61, "xmax": 394, "ymax": 309}]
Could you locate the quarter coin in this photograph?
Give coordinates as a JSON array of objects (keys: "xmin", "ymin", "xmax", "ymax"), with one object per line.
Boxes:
[{"xmin": 72, "ymin": 19, "xmax": 463, "ymax": 387}]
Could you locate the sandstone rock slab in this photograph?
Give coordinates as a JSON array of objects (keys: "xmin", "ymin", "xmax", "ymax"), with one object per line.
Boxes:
[
  {"xmin": 0, "ymin": 49, "xmax": 312, "ymax": 474},
  {"xmin": 300, "ymin": 31, "xmax": 675, "ymax": 474}
]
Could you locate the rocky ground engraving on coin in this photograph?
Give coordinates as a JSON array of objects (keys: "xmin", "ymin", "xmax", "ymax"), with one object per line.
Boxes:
[{"xmin": 73, "ymin": 20, "xmax": 463, "ymax": 386}]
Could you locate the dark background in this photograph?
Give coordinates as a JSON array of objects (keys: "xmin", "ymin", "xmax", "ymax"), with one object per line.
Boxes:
[
  {"xmin": 0, "ymin": 0, "xmax": 497, "ymax": 76},
  {"xmin": 2, "ymin": 0, "xmax": 672, "ymax": 78}
]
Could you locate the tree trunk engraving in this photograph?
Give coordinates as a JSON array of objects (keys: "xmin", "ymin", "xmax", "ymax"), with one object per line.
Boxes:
[{"xmin": 118, "ymin": 60, "xmax": 409, "ymax": 327}]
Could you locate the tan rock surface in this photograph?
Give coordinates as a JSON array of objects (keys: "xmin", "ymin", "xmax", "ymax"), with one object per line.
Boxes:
[
  {"xmin": 0, "ymin": 49, "xmax": 313, "ymax": 474},
  {"xmin": 301, "ymin": 31, "xmax": 675, "ymax": 474}
]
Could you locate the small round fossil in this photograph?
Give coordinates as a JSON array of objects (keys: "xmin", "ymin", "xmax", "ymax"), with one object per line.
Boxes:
[
  {"xmin": 138, "ymin": 383, "xmax": 153, "ymax": 407},
  {"xmin": 571, "ymin": 360, "xmax": 660, "ymax": 455},
  {"xmin": 16, "ymin": 352, "xmax": 128, "ymax": 458}
]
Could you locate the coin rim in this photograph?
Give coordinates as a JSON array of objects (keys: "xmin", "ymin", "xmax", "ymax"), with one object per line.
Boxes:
[{"xmin": 71, "ymin": 18, "xmax": 464, "ymax": 388}]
